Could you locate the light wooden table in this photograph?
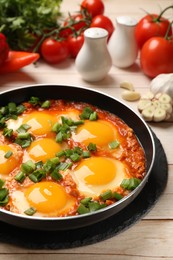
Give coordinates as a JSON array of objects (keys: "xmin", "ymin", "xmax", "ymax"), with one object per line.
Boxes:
[{"xmin": 0, "ymin": 0, "xmax": 173, "ymax": 259}]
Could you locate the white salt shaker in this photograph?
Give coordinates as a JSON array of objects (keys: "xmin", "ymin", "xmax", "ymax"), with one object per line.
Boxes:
[
  {"xmin": 75, "ymin": 27, "xmax": 112, "ymax": 82},
  {"xmin": 108, "ymin": 16, "xmax": 138, "ymax": 68}
]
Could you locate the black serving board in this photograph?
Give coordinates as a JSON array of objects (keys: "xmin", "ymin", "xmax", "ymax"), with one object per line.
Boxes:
[{"xmin": 0, "ymin": 131, "xmax": 168, "ymax": 249}]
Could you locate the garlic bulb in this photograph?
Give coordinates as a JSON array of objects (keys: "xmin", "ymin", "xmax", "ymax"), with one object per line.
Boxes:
[
  {"xmin": 137, "ymin": 92, "xmax": 173, "ymax": 122},
  {"xmin": 150, "ymin": 73, "xmax": 173, "ymax": 98}
]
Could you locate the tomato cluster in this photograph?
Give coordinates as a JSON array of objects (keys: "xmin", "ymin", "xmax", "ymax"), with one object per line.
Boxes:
[
  {"xmin": 40, "ymin": 0, "xmax": 114, "ymax": 64},
  {"xmin": 38, "ymin": 1, "xmax": 173, "ymax": 79},
  {"xmin": 135, "ymin": 5, "xmax": 173, "ymax": 78}
]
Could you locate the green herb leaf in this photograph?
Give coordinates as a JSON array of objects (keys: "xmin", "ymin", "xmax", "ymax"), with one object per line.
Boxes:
[{"xmin": 0, "ymin": 0, "xmax": 62, "ymax": 51}]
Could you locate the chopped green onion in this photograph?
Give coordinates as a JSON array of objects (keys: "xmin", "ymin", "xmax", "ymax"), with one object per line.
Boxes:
[
  {"xmin": 56, "ymin": 131, "xmax": 63, "ymax": 143},
  {"xmin": 73, "ymin": 146, "xmax": 83, "ymax": 155},
  {"xmin": 0, "ymin": 179, "xmax": 5, "ymax": 189},
  {"xmin": 0, "ymin": 106, "xmax": 7, "ymax": 115},
  {"xmin": 4, "ymin": 150, "xmax": 13, "ymax": 159},
  {"xmin": 17, "ymin": 139, "xmax": 32, "ymax": 148},
  {"xmin": 73, "ymin": 120, "xmax": 84, "ymax": 126},
  {"xmin": 35, "ymin": 161, "xmax": 43, "ymax": 169},
  {"xmin": 29, "ymin": 169, "xmax": 46, "ymax": 183},
  {"xmin": 52, "ymin": 122, "xmax": 61, "ymax": 132},
  {"xmin": 50, "ymin": 157, "xmax": 60, "ymax": 165},
  {"xmin": 0, "ymin": 188, "xmax": 8, "ymax": 201},
  {"xmin": 29, "ymin": 97, "xmax": 40, "ymax": 106},
  {"xmin": 41, "ymin": 100, "xmax": 51, "ymax": 108},
  {"xmin": 58, "ymin": 162, "xmax": 73, "ymax": 171},
  {"xmin": 17, "ymin": 124, "xmax": 31, "ymax": 133},
  {"xmin": 0, "ymin": 117, "xmax": 6, "ymax": 129},
  {"xmin": 77, "ymin": 204, "xmax": 90, "ymax": 214},
  {"xmin": 16, "ymin": 104, "xmax": 26, "ymax": 115},
  {"xmin": 70, "ymin": 153, "xmax": 80, "ymax": 162},
  {"xmin": 112, "ymin": 192, "xmax": 123, "ymax": 200},
  {"xmin": 80, "ymin": 197, "xmax": 92, "ymax": 206},
  {"xmin": 56, "ymin": 150, "xmax": 65, "ymax": 158},
  {"xmin": 0, "ymin": 195, "xmax": 9, "ymax": 206},
  {"xmin": 120, "ymin": 178, "xmax": 141, "ymax": 190},
  {"xmin": 100, "ymin": 190, "xmax": 113, "ymax": 201},
  {"xmin": 64, "ymin": 149, "xmax": 73, "ymax": 158},
  {"xmin": 17, "ymin": 132, "xmax": 31, "ymax": 139},
  {"xmin": 87, "ymin": 143, "xmax": 97, "ymax": 152},
  {"xmin": 82, "ymin": 151, "xmax": 91, "ymax": 158},
  {"xmin": 79, "ymin": 107, "xmax": 93, "ymax": 120},
  {"xmin": 43, "ymin": 160, "xmax": 56, "ymax": 172},
  {"xmin": 24, "ymin": 207, "xmax": 36, "ymax": 216},
  {"xmin": 109, "ymin": 140, "xmax": 120, "ymax": 149},
  {"xmin": 15, "ymin": 171, "xmax": 26, "ymax": 183},
  {"xmin": 88, "ymin": 201, "xmax": 101, "ymax": 212},
  {"xmin": 89, "ymin": 111, "xmax": 98, "ymax": 121},
  {"xmin": 3, "ymin": 128, "xmax": 13, "ymax": 138},
  {"xmin": 51, "ymin": 170, "xmax": 63, "ymax": 181},
  {"xmin": 21, "ymin": 160, "xmax": 36, "ymax": 174},
  {"xmin": 8, "ymin": 102, "xmax": 17, "ymax": 114}
]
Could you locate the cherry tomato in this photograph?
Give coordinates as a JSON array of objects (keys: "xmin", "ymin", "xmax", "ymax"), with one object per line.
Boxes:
[
  {"xmin": 68, "ymin": 34, "xmax": 84, "ymax": 58},
  {"xmin": 81, "ymin": 0, "xmax": 104, "ymax": 18},
  {"xmin": 0, "ymin": 33, "xmax": 9, "ymax": 65},
  {"xmin": 135, "ymin": 14, "xmax": 172, "ymax": 49},
  {"xmin": 140, "ymin": 36, "xmax": 173, "ymax": 78},
  {"xmin": 60, "ymin": 14, "xmax": 89, "ymax": 38},
  {"xmin": 40, "ymin": 38, "xmax": 70, "ymax": 64},
  {"xmin": 90, "ymin": 15, "xmax": 114, "ymax": 39}
]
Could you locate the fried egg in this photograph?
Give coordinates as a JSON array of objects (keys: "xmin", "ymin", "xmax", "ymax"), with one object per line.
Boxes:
[
  {"xmin": 11, "ymin": 181, "xmax": 76, "ymax": 217},
  {"xmin": 0, "ymin": 144, "xmax": 21, "ymax": 177},
  {"xmin": 72, "ymin": 120, "xmax": 118, "ymax": 147},
  {"xmin": 72, "ymin": 156, "xmax": 127, "ymax": 197},
  {"xmin": 24, "ymin": 137, "xmax": 62, "ymax": 163},
  {"xmin": 7, "ymin": 111, "xmax": 57, "ymax": 137}
]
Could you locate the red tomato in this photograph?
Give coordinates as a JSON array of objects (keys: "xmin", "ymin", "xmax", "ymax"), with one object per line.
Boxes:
[
  {"xmin": 81, "ymin": 0, "xmax": 104, "ymax": 18},
  {"xmin": 140, "ymin": 36, "xmax": 173, "ymax": 78},
  {"xmin": 135, "ymin": 14, "xmax": 172, "ymax": 49},
  {"xmin": 0, "ymin": 33, "xmax": 9, "ymax": 65},
  {"xmin": 68, "ymin": 34, "xmax": 84, "ymax": 58},
  {"xmin": 60, "ymin": 14, "xmax": 89, "ymax": 38},
  {"xmin": 40, "ymin": 38, "xmax": 70, "ymax": 64},
  {"xmin": 90, "ymin": 15, "xmax": 114, "ymax": 39}
]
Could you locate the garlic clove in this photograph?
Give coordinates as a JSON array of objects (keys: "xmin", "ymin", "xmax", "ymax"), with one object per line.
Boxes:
[
  {"xmin": 160, "ymin": 103, "xmax": 173, "ymax": 114},
  {"xmin": 141, "ymin": 106, "xmax": 155, "ymax": 121},
  {"xmin": 137, "ymin": 99, "xmax": 151, "ymax": 111},
  {"xmin": 153, "ymin": 108, "xmax": 166, "ymax": 122},
  {"xmin": 122, "ymin": 90, "xmax": 141, "ymax": 101},
  {"xmin": 120, "ymin": 81, "xmax": 135, "ymax": 91},
  {"xmin": 158, "ymin": 93, "xmax": 172, "ymax": 104}
]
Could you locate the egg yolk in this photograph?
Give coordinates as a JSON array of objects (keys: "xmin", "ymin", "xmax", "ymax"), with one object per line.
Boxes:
[
  {"xmin": 0, "ymin": 145, "xmax": 19, "ymax": 175},
  {"xmin": 75, "ymin": 157, "xmax": 116, "ymax": 185},
  {"xmin": 72, "ymin": 157, "xmax": 126, "ymax": 197},
  {"xmin": 22, "ymin": 111, "xmax": 56, "ymax": 136},
  {"xmin": 25, "ymin": 182, "xmax": 68, "ymax": 213},
  {"xmin": 73, "ymin": 120, "xmax": 117, "ymax": 147},
  {"xmin": 26, "ymin": 138, "xmax": 62, "ymax": 163}
]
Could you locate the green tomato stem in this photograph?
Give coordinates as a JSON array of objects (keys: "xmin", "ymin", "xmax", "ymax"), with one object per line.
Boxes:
[
  {"xmin": 156, "ymin": 5, "xmax": 173, "ymax": 21},
  {"xmin": 165, "ymin": 21, "xmax": 173, "ymax": 39}
]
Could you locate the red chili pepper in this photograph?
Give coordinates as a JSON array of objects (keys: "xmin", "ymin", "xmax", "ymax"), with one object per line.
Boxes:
[
  {"xmin": 0, "ymin": 51, "xmax": 40, "ymax": 74},
  {"xmin": 0, "ymin": 33, "xmax": 9, "ymax": 66}
]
